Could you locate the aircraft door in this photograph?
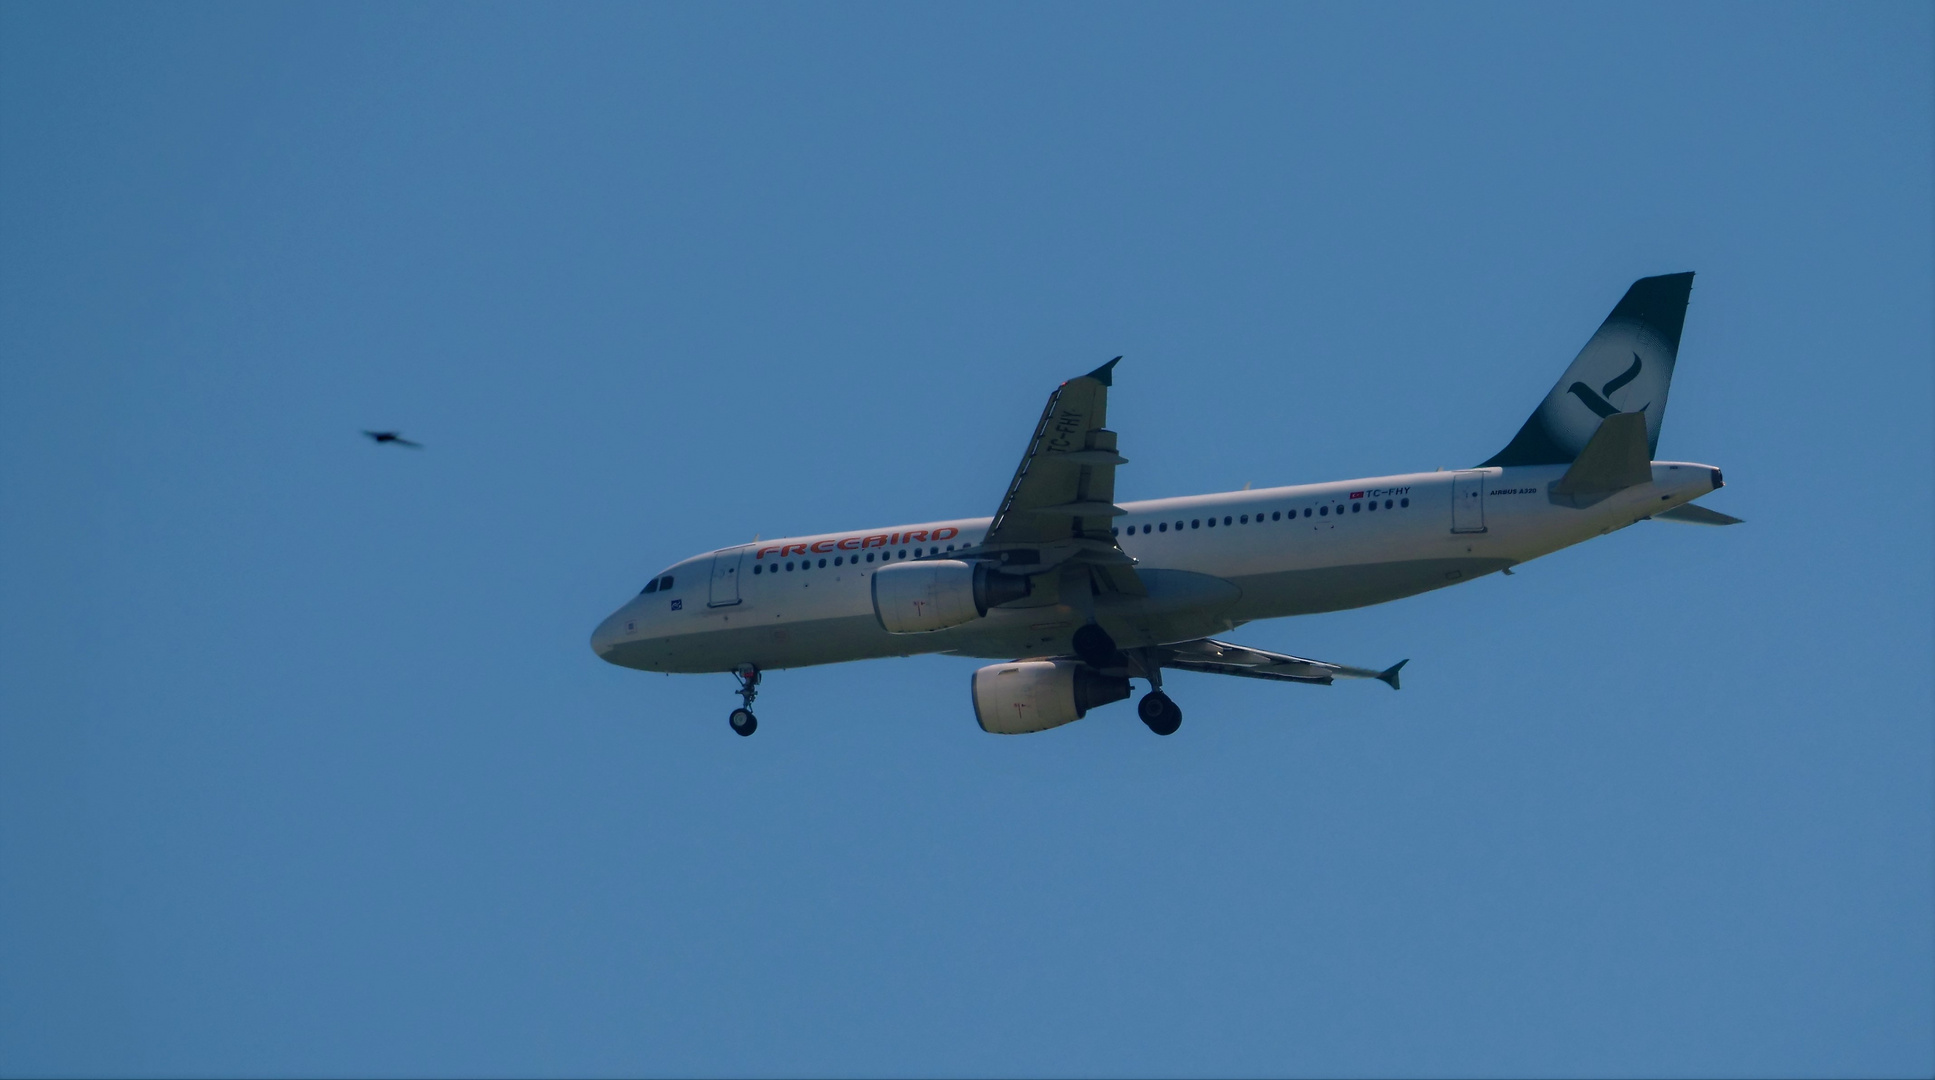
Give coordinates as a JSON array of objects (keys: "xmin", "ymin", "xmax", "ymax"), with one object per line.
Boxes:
[
  {"xmin": 1451, "ymin": 471, "xmax": 1488, "ymax": 533},
  {"xmin": 708, "ymin": 546, "xmax": 748, "ymax": 607}
]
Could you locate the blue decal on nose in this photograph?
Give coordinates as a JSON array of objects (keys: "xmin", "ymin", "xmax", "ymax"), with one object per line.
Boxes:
[{"xmin": 670, "ymin": 599, "xmax": 682, "ymax": 611}]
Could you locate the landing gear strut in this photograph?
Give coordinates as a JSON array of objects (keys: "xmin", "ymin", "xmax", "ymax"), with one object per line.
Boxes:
[
  {"xmin": 1133, "ymin": 650, "xmax": 1181, "ymax": 736},
  {"xmin": 729, "ymin": 664, "xmax": 760, "ymax": 737}
]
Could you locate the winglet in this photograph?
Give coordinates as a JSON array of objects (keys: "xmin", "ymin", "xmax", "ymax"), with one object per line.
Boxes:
[
  {"xmin": 1377, "ymin": 659, "xmax": 1408, "ymax": 690},
  {"xmin": 1083, "ymin": 356, "xmax": 1122, "ymax": 386}
]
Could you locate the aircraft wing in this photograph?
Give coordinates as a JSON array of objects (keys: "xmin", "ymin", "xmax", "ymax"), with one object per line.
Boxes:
[
  {"xmin": 953, "ymin": 357, "xmax": 1144, "ymax": 595},
  {"xmin": 1156, "ymin": 638, "xmax": 1408, "ymax": 689}
]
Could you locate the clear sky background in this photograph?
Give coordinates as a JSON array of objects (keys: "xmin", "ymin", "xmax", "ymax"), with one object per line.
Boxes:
[{"xmin": 2, "ymin": 4, "xmax": 1930, "ymax": 1077}]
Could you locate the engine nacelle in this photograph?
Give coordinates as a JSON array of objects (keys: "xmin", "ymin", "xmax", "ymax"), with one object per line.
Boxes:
[
  {"xmin": 872, "ymin": 559, "xmax": 1031, "ymax": 634},
  {"xmin": 971, "ymin": 660, "xmax": 1132, "ymax": 734}
]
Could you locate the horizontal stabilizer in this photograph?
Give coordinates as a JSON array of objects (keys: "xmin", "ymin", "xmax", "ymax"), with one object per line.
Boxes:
[
  {"xmin": 1549, "ymin": 412, "xmax": 1651, "ymax": 509},
  {"xmin": 1654, "ymin": 503, "xmax": 1742, "ymax": 526},
  {"xmin": 1376, "ymin": 659, "xmax": 1408, "ymax": 690}
]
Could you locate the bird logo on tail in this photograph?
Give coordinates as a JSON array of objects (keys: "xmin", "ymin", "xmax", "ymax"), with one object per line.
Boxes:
[{"xmin": 1566, "ymin": 354, "xmax": 1649, "ymax": 418}]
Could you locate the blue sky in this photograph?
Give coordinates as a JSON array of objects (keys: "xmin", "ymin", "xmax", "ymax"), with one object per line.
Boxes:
[{"xmin": 2, "ymin": 4, "xmax": 1930, "ymax": 1076}]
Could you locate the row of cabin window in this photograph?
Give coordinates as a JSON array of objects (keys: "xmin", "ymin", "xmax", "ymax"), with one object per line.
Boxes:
[
  {"xmin": 668, "ymin": 499, "xmax": 1412, "ymax": 590},
  {"xmin": 640, "ymin": 574, "xmax": 675, "ymax": 595},
  {"xmin": 1110, "ymin": 498, "xmax": 1411, "ymax": 536},
  {"xmin": 753, "ymin": 544, "xmax": 956, "ymax": 575}
]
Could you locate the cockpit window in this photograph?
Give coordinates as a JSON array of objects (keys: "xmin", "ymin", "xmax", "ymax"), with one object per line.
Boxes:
[
  {"xmin": 642, "ymin": 579, "xmax": 658, "ymax": 594},
  {"xmin": 659, "ymin": 575, "xmax": 674, "ymax": 591},
  {"xmin": 640, "ymin": 574, "xmax": 674, "ymax": 595}
]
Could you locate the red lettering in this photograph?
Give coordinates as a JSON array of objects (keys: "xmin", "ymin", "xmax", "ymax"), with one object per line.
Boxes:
[
  {"xmin": 904, "ymin": 530, "xmax": 929, "ymax": 543},
  {"xmin": 836, "ymin": 537, "xmax": 860, "ymax": 551},
  {"xmin": 757, "ymin": 546, "xmax": 784, "ymax": 560},
  {"xmin": 933, "ymin": 527, "xmax": 959, "ymax": 540},
  {"xmin": 810, "ymin": 540, "xmax": 835, "ymax": 553},
  {"xmin": 786, "ymin": 543, "xmax": 807, "ymax": 556},
  {"xmin": 863, "ymin": 535, "xmax": 889, "ymax": 548}
]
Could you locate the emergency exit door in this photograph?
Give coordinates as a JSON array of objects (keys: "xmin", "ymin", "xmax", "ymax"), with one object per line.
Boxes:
[{"xmin": 1452, "ymin": 471, "xmax": 1488, "ymax": 533}]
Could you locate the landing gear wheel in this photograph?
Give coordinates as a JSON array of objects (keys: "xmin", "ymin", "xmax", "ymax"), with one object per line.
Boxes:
[
  {"xmin": 729, "ymin": 708, "xmax": 758, "ymax": 737},
  {"xmin": 1138, "ymin": 691, "xmax": 1181, "ymax": 736}
]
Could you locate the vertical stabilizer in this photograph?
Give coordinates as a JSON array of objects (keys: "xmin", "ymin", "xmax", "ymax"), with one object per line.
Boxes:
[{"xmin": 1481, "ymin": 272, "xmax": 1694, "ymax": 467}]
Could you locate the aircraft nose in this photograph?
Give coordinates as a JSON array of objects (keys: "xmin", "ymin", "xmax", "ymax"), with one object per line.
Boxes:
[{"xmin": 590, "ymin": 608, "xmax": 628, "ymax": 661}]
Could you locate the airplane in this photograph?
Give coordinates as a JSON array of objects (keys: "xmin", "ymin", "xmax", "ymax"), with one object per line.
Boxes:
[
  {"xmin": 362, "ymin": 430, "xmax": 423, "ymax": 448},
  {"xmin": 591, "ymin": 272, "xmax": 1740, "ymax": 737}
]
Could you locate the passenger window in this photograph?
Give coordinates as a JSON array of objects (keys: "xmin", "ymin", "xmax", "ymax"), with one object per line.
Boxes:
[
  {"xmin": 1401, "ymin": 498, "xmax": 1409, "ymax": 507},
  {"xmin": 1384, "ymin": 499, "xmax": 1393, "ymax": 509},
  {"xmin": 1158, "ymin": 522, "xmax": 1167, "ymax": 532},
  {"xmin": 865, "ymin": 552, "xmax": 875, "ymax": 562},
  {"xmin": 1206, "ymin": 517, "xmax": 1215, "ymax": 527},
  {"xmin": 785, "ymin": 562, "xmax": 794, "ymax": 571},
  {"xmin": 1320, "ymin": 506, "xmax": 1328, "ymax": 516},
  {"xmin": 752, "ymin": 564, "xmax": 762, "ymax": 575},
  {"xmin": 1191, "ymin": 519, "xmax": 1201, "ymax": 529},
  {"xmin": 1366, "ymin": 501, "xmax": 1376, "ymax": 511},
  {"xmin": 1272, "ymin": 511, "xmax": 1281, "ymax": 521},
  {"xmin": 1223, "ymin": 516, "xmax": 1232, "ymax": 526},
  {"xmin": 897, "ymin": 550, "xmax": 906, "ymax": 558},
  {"xmin": 1240, "ymin": 515, "xmax": 1248, "ymax": 524},
  {"xmin": 818, "ymin": 558, "xmax": 826, "ymax": 568}
]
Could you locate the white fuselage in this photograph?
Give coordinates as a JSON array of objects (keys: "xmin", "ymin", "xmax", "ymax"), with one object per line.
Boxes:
[{"xmin": 591, "ymin": 461, "xmax": 1720, "ymax": 674}]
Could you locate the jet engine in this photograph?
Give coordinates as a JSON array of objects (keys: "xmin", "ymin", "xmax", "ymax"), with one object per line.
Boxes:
[
  {"xmin": 971, "ymin": 660, "xmax": 1132, "ymax": 734},
  {"xmin": 872, "ymin": 559, "xmax": 1031, "ymax": 634}
]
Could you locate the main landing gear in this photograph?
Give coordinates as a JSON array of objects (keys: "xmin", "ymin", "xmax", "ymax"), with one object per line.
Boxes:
[
  {"xmin": 729, "ymin": 664, "xmax": 760, "ymax": 737},
  {"xmin": 1130, "ymin": 645, "xmax": 1182, "ymax": 736},
  {"xmin": 1138, "ymin": 690, "xmax": 1182, "ymax": 736},
  {"xmin": 1084, "ymin": 627, "xmax": 1183, "ymax": 737}
]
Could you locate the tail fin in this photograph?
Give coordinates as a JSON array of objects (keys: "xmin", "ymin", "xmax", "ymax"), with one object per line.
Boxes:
[{"xmin": 1481, "ymin": 272, "xmax": 1694, "ymax": 467}]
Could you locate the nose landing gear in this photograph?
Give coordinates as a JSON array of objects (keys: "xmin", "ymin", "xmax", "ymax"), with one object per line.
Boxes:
[{"xmin": 729, "ymin": 664, "xmax": 761, "ymax": 737}]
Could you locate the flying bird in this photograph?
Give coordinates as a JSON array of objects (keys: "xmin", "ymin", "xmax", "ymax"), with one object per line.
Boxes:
[{"xmin": 362, "ymin": 430, "xmax": 423, "ymax": 448}]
